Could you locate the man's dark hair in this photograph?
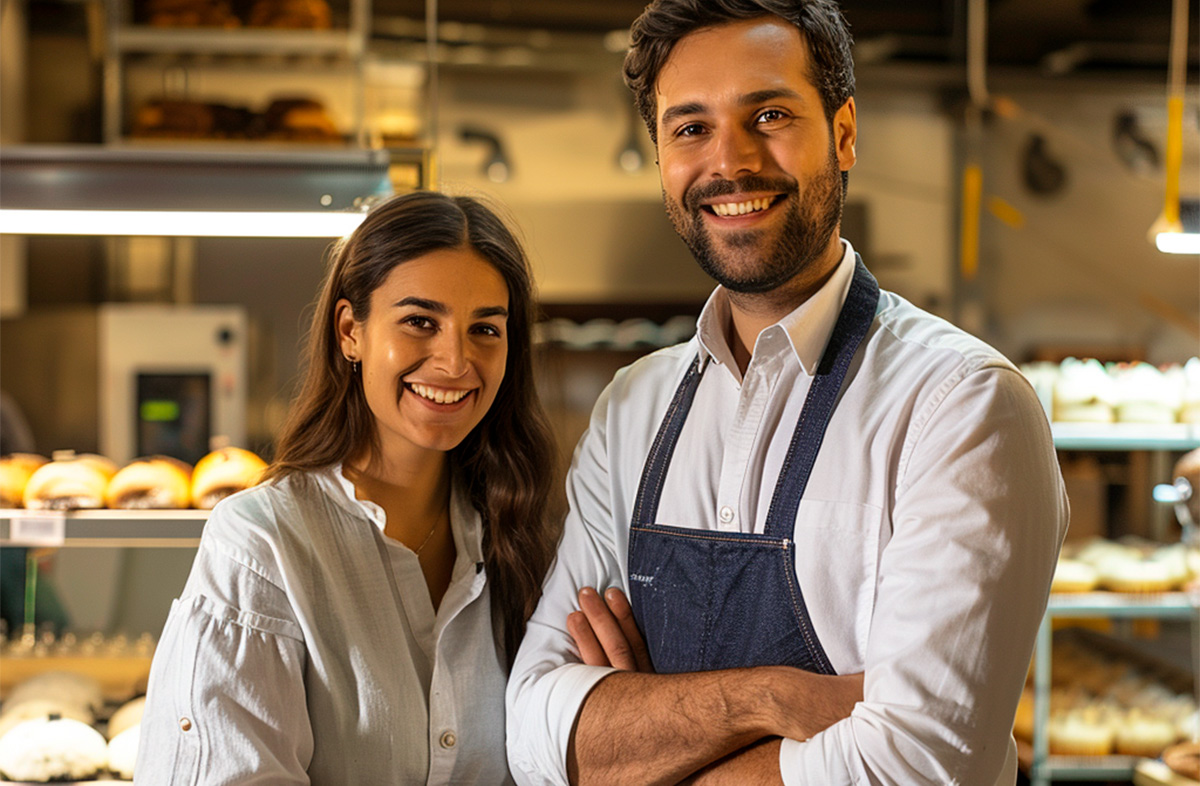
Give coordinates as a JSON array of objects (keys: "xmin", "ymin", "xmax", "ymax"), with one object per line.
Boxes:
[{"xmin": 623, "ymin": 0, "xmax": 855, "ymax": 144}]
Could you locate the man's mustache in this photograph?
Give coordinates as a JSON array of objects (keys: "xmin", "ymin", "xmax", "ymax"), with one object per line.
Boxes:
[{"xmin": 683, "ymin": 176, "xmax": 800, "ymax": 212}]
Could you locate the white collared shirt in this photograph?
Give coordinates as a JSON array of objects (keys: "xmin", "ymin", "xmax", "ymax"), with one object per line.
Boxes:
[
  {"xmin": 137, "ymin": 465, "xmax": 514, "ymax": 784},
  {"xmin": 506, "ymin": 242, "xmax": 1068, "ymax": 786}
]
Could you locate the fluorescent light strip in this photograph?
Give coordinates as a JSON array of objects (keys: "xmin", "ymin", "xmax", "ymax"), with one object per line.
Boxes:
[
  {"xmin": 0, "ymin": 209, "xmax": 367, "ymax": 238},
  {"xmin": 1156, "ymin": 231, "xmax": 1200, "ymax": 255}
]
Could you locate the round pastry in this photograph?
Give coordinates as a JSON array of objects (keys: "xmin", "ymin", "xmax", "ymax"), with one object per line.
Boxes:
[
  {"xmin": 1113, "ymin": 362, "xmax": 1182, "ymax": 424},
  {"xmin": 1098, "ymin": 557, "xmax": 1178, "ymax": 593},
  {"xmin": 1047, "ymin": 708, "xmax": 1115, "ymax": 756},
  {"xmin": 1164, "ymin": 741, "xmax": 1200, "ymax": 781},
  {"xmin": 23, "ymin": 452, "xmax": 118, "ymax": 510},
  {"xmin": 107, "ymin": 723, "xmax": 140, "ymax": 779},
  {"xmin": 4, "ymin": 671, "xmax": 104, "ymax": 719},
  {"xmin": 0, "ymin": 716, "xmax": 108, "ymax": 781},
  {"xmin": 191, "ymin": 447, "xmax": 267, "ymax": 509},
  {"xmin": 106, "ymin": 457, "xmax": 193, "ymax": 509},
  {"xmin": 107, "ymin": 696, "xmax": 146, "ymax": 741},
  {"xmin": 1051, "ymin": 559, "xmax": 1099, "ymax": 593},
  {"xmin": 1114, "ymin": 710, "xmax": 1179, "ymax": 757},
  {"xmin": 0, "ymin": 453, "xmax": 48, "ymax": 507},
  {"xmin": 1181, "ymin": 358, "xmax": 1200, "ymax": 425},
  {"xmin": 0, "ymin": 699, "xmax": 92, "ymax": 742},
  {"xmin": 1053, "ymin": 358, "xmax": 1116, "ymax": 423}
]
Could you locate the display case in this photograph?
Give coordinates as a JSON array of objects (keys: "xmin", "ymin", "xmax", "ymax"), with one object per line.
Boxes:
[{"xmin": 1026, "ymin": 427, "xmax": 1200, "ymax": 786}]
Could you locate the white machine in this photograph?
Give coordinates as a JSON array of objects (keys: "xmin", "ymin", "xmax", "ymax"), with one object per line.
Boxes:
[{"xmin": 99, "ymin": 304, "xmax": 247, "ymax": 465}]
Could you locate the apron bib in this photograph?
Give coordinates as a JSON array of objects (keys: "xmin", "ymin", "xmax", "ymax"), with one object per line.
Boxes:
[{"xmin": 627, "ymin": 256, "xmax": 880, "ymax": 675}]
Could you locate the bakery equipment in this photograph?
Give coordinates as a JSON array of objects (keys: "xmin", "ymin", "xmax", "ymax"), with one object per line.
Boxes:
[{"xmin": 100, "ymin": 304, "xmax": 247, "ymax": 466}]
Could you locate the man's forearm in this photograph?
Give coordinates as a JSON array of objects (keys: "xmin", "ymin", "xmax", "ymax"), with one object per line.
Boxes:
[
  {"xmin": 567, "ymin": 667, "xmax": 861, "ymax": 785},
  {"xmin": 680, "ymin": 738, "xmax": 784, "ymax": 786}
]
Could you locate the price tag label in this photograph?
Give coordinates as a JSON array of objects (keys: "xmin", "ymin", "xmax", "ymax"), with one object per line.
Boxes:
[{"xmin": 9, "ymin": 512, "xmax": 67, "ymax": 546}]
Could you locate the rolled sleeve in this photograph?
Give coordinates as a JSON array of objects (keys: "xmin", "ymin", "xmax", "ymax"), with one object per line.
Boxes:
[
  {"xmin": 137, "ymin": 514, "xmax": 313, "ymax": 785},
  {"xmin": 781, "ymin": 365, "xmax": 1067, "ymax": 785}
]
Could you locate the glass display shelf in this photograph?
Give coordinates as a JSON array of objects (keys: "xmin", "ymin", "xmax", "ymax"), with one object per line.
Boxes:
[
  {"xmin": 113, "ymin": 26, "xmax": 364, "ymax": 57},
  {"xmin": 0, "ymin": 509, "xmax": 207, "ymax": 548},
  {"xmin": 1051, "ymin": 423, "xmax": 1200, "ymax": 452}
]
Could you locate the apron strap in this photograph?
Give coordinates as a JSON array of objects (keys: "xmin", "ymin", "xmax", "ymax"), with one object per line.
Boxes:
[
  {"xmin": 630, "ymin": 356, "xmax": 703, "ymax": 526},
  {"xmin": 763, "ymin": 256, "xmax": 880, "ymax": 538}
]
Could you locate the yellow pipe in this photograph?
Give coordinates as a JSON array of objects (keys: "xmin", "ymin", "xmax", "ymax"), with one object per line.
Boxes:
[{"xmin": 960, "ymin": 164, "xmax": 983, "ymax": 280}]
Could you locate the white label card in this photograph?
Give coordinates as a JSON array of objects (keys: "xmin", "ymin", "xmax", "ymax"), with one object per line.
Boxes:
[{"xmin": 9, "ymin": 512, "xmax": 67, "ymax": 546}]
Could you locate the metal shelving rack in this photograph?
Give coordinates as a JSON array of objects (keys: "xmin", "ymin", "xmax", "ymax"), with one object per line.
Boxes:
[
  {"xmin": 101, "ymin": 0, "xmax": 373, "ymax": 145},
  {"xmin": 0, "ymin": 508, "xmax": 207, "ymax": 548},
  {"xmin": 1028, "ymin": 425, "xmax": 1200, "ymax": 786}
]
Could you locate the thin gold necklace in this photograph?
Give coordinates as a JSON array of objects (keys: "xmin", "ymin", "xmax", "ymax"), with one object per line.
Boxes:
[{"xmin": 414, "ymin": 509, "xmax": 447, "ymax": 556}]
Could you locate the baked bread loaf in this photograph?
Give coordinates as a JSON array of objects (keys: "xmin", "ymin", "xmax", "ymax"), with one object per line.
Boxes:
[
  {"xmin": 1051, "ymin": 559, "xmax": 1099, "ymax": 593},
  {"xmin": 247, "ymin": 0, "xmax": 331, "ymax": 28},
  {"xmin": 261, "ymin": 98, "xmax": 341, "ymax": 142},
  {"xmin": 23, "ymin": 453, "xmax": 118, "ymax": 510},
  {"xmin": 0, "ymin": 699, "xmax": 92, "ymax": 742},
  {"xmin": 1164, "ymin": 741, "xmax": 1200, "ymax": 781},
  {"xmin": 0, "ymin": 453, "xmax": 48, "ymax": 507},
  {"xmin": 107, "ymin": 696, "xmax": 146, "ymax": 741},
  {"xmin": 107, "ymin": 457, "xmax": 193, "ymax": 509},
  {"xmin": 143, "ymin": 0, "xmax": 239, "ymax": 27},
  {"xmin": 0, "ymin": 716, "xmax": 108, "ymax": 782},
  {"xmin": 1054, "ymin": 358, "xmax": 1116, "ymax": 423},
  {"xmin": 4, "ymin": 671, "xmax": 104, "ymax": 719},
  {"xmin": 107, "ymin": 723, "xmax": 140, "ymax": 779},
  {"xmin": 191, "ymin": 446, "xmax": 267, "ymax": 509}
]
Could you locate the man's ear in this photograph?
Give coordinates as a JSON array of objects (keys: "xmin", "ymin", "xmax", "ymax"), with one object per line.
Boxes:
[
  {"xmin": 334, "ymin": 298, "xmax": 360, "ymax": 360},
  {"xmin": 834, "ymin": 97, "xmax": 857, "ymax": 172}
]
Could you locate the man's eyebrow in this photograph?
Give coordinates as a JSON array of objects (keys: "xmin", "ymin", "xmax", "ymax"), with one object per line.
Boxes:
[
  {"xmin": 741, "ymin": 88, "xmax": 806, "ymax": 106},
  {"xmin": 660, "ymin": 101, "xmax": 707, "ymax": 128}
]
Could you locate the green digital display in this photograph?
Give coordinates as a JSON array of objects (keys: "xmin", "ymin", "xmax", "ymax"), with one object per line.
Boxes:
[{"xmin": 140, "ymin": 399, "xmax": 181, "ymax": 423}]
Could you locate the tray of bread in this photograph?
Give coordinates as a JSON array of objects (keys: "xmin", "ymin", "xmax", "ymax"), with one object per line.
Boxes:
[
  {"xmin": 1015, "ymin": 627, "xmax": 1198, "ymax": 766},
  {"xmin": 0, "ymin": 633, "xmax": 155, "ymax": 783}
]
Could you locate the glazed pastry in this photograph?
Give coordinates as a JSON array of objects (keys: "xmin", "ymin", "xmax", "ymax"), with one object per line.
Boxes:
[
  {"xmin": 0, "ymin": 699, "xmax": 92, "ymax": 742},
  {"xmin": 1047, "ymin": 708, "xmax": 1115, "ymax": 755},
  {"xmin": 191, "ymin": 447, "xmax": 268, "ymax": 509},
  {"xmin": 106, "ymin": 457, "xmax": 193, "ymax": 509},
  {"xmin": 4, "ymin": 671, "xmax": 104, "ymax": 719},
  {"xmin": 1051, "ymin": 559, "xmax": 1099, "ymax": 593},
  {"xmin": 1113, "ymin": 362, "xmax": 1182, "ymax": 424},
  {"xmin": 107, "ymin": 724, "xmax": 140, "ymax": 779},
  {"xmin": 107, "ymin": 696, "xmax": 146, "ymax": 741},
  {"xmin": 0, "ymin": 716, "xmax": 108, "ymax": 782},
  {"xmin": 0, "ymin": 453, "xmax": 48, "ymax": 507},
  {"xmin": 1053, "ymin": 358, "xmax": 1116, "ymax": 423},
  {"xmin": 1115, "ymin": 709, "xmax": 1179, "ymax": 757},
  {"xmin": 22, "ymin": 452, "xmax": 118, "ymax": 510},
  {"xmin": 1164, "ymin": 741, "xmax": 1200, "ymax": 781}
]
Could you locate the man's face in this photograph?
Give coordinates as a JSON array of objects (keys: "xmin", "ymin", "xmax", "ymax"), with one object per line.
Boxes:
[{"xmin": 654, "ymin": 17, "xmax": 857, "ymax": 294}]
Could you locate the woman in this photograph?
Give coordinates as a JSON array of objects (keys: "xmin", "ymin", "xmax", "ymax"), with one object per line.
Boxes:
[{"xmin": 136, "ymin": 191, "xmax": 558, "ymax": 783}]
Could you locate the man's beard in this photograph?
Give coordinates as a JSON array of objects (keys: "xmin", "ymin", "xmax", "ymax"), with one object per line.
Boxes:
[{"xmin": 664, "ymin": 148, "xmax": 843, "ymax": 294}]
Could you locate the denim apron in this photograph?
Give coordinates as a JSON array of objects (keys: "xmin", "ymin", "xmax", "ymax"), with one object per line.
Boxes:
[{"xmin": 627, "ymin": 257, "xmax": 879, "ymax": 675}]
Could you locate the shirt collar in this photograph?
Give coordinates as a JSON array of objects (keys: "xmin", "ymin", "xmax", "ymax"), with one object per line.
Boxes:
[
  {"xmin": 695, "ymin": 239, "xmax": 857, "ymax": 377},
  {"xmin": 325, "ymin": 463, "xmax": 485, "ymax": 563}
]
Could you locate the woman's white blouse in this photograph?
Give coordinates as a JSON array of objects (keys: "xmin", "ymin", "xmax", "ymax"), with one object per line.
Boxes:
[{"xmin": 136, "ymin": 466, "xmax": 513, "ymax": 784}]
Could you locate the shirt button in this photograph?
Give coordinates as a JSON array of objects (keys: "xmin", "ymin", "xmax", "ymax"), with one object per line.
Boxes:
[
  {"xmin": 179, "ymin": 717, "xmax": 193, "ymax": 732},
  {"xmin": 718, "ymin": 506, "xmax": 735, "ymax": 524},
  {"xmin": 439, "ymin": 730, "xmax": 457, "ymax": 749}
]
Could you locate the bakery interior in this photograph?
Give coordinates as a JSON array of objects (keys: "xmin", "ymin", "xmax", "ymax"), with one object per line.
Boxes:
[{"xmin": 0, "ymin": 0, "xmax": 1198, "ymax": 781}]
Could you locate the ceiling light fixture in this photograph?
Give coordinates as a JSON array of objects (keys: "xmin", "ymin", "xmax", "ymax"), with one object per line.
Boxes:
[
  {"xmin": 1148, "ymin": 0, "xmax": 1197, "ymax": 255},
  {"xmin": 0, "ymin": 146, "xmax": 407, "ymax": 238}
]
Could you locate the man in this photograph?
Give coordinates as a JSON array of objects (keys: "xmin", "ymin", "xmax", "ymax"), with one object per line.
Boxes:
[{"xmin": 507, "ymin": 1, "xmax": 1068, "ymax": 783}]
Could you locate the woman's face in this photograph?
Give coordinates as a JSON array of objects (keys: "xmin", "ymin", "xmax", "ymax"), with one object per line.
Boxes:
[{"xmin": 337, "ymin": 247, "xmax": 510, "ymax": 461}]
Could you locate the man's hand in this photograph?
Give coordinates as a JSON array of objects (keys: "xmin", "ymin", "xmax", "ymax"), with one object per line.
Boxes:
[{"xmin": 567, "ymin": 587, "xmax": 654, "ymax": 672}]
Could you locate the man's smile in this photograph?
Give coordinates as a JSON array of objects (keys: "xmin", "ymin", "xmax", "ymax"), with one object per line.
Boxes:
[{"xmin": 702, "ymin": 195, "xmax": 786, "ymax": 218}]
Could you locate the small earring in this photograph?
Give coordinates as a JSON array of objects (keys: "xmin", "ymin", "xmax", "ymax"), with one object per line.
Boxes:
[
  {"xmin": 345, "ymin": 356, "xmax": 360, "ymax": 374},
  {"xmin": 354, "ymin": 360, "xmax": 360, "ymax": 375}
]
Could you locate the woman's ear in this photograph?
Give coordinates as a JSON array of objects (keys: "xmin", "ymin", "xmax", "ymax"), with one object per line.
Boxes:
[{"xmin": 334, "ymin": 298, "xmax": 360, "ymax": 360}]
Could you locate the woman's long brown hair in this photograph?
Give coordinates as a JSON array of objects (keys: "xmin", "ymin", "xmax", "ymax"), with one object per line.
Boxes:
[{"xmin": 265, "ymin": 191, "xmax": 557, "ymax": 665}]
